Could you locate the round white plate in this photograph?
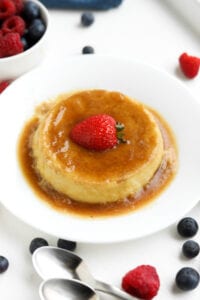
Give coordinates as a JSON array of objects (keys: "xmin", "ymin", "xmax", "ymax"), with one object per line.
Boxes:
[{"xmin": 0, "ymin": 55, "xmax": 200, "ymax": 244}]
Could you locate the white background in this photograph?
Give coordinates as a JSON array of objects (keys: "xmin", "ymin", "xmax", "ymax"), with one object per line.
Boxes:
[{"xmin": 0, "ymin": 0, "xmax": 200, "ymax": 299}]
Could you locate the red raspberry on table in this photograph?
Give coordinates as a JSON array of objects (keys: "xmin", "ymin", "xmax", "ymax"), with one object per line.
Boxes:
[
  {"xmin": 0, "ymin": 33, "xmax": 23, "ymax": 58},
  {"xmin": 179, "ymin": 52, "xmax": 200, "ymax": 79},
  {"xmin": 2, "ymin": 16, "xmax": 26, "ymax": 36},
  {"xmin": 0, "ymin": 0, "xmax": 16, "ymax": 20},
  {"xmin": 122, "ymin": 265, "xmax": 160, "ymax": 300},
  {"xmin": 11, "ymin": 0, "xmax": 24, "ymax": 14},
  {"xmin": 0, "ymin": 81, "xmax": 10, "ymax": 93},
  {"xmin": 70, "ymin": 114, "xmax": 123, "ymax": 151}
]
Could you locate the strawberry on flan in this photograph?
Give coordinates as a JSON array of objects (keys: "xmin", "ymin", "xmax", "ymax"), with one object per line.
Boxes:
[{"xmin": 31, "ymin": 90, "xmax": 164, "ymax": 204}]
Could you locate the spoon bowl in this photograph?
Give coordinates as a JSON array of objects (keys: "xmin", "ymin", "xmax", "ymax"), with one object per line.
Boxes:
[
  {"xmin": 33, "ymin": 246, "xmax": 137, "ymax": 299},
  {"xmin": 39, "ymin": 278, "xmax": 98, "ymax": 300},
  {"xmin": 33, "ymin": 246, "xmax": 95, "ymax": 286}
]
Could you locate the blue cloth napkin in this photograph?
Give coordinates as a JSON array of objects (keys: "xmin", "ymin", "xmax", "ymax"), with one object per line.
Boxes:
[{"xmin": 40, "ymin": 0, "xmax": 123, "ymax": 10}]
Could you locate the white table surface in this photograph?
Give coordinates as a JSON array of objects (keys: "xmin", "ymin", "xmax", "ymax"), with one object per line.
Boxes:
[{"xmin": 1, "ymin": 0, "xmax": 200, "ymax": 299}]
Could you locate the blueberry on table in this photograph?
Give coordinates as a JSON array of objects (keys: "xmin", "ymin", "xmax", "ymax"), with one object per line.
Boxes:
[
  {"xmin": 182, "ymin": 240, "xmax": 200, "ymax": 258},
  {"xmin": 176, "ymin": 267, "xmax": 200, "ymax": 291},
  {"xmin": 81, "ymin": 12, "xmax": 94, "ymax": 27},
  {"xmin": 0, "ymin": 256, "xmax": 9, "ymax": 273},
  {"xmin": 177, "ymin": 217, "xmax": 198, "ymax": 237},
  {"xmin": 23, "ymin": 1, "xmax": 40, "ymax": 21},
  {"xmin": 82, "ymin": 46, "xmax": 94, "ymax": 54},
  {"xmin": 29, "ymin": 237, "xmax": 49, "ymax": 254},
  {"xmin": 57, "ymin": 239, "xmax": 77, "ymax": 251}
]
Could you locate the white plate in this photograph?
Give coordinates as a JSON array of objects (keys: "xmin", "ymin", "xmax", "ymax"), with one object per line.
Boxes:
[{"xmin": 0, "ymin": 55, "xmax": 200, "ymax": 244}]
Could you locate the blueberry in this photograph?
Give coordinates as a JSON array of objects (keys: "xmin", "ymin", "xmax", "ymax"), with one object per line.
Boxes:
[
  {"xmin": 176, "ymin": 267, "xmax": 200, "ymax": 291},
  {"xmin": 182, "ymin": 240, "xmax": 200, "ymax": 258},
  {"xmin": 82, "ymin": 46, "xmax": 95, "ymax": 54},
  {"xmin": 28, "ymin": 19, "xmax": 46, "ymax": 42},
  {"xmin": 29, "ymin": 237, "xmax": 49, "ymax": 254},
  {"xmin": 21, "ymin": 36, "xmax": 29, "ymax": 51},
  {"xmin": 57, "ymin": 239, "xmax": 77, "ymax": 251},
  {"xmin": 177, "ymin": 217, "xmax": 198, "ymax": 237},
  {"xmin": 0, "ymin": 256, "xmax": 9, "ymax": 273},
  {"xmin": 23, "ymin": 1, "xmax": 40, "ymax": 21},
  {"xmin": 81, "ymin": 12, "xmax": 94, "ymax": 27}
]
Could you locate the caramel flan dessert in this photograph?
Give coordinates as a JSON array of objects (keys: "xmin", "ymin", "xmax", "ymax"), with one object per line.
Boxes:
[
  {"xmin": 18, "ymin": 89, "xmax": 178, "ymax": 216},
  {"xmin": 31, "ymin": 89, "xmax": 163, "ymax": 203}
]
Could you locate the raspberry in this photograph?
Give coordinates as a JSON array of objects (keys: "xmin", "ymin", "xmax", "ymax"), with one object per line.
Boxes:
[
  {"xmin": 0, "ymin": 80, "xmax": 10, "ymax": 93},
  {"xmin": 122, "ymin": 265, "xmax": 160, "ymax": 300},
  {"xmin": 0, "ymin": 33, "xmax": 23, "ymax": 58},
  {"xmin": 179, "ymin": 52, "xmax": 200, "ymax": 79},
  {"xmin": 11, "ymin": 0, "xmax": 24, "ymax": 14},
  {"xmin": 0, "ymin": 0, "xmax": 16, "ymax": 20},
  {"xmin": 2, "ymin": 15, "xmax": 26, "ymax": 36}
]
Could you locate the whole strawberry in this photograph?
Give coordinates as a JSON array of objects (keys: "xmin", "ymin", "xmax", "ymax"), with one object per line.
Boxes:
[
  {"xmin": 70, "ymin": 114, "xmax": 125, "ymax": 151},
  {"xmin": 179, "ymin": 52, "xmax": 200, "ymax": 79},
  {"xmin": 122, "ymin": 265, "xmax": 160, "ymax": 300}
]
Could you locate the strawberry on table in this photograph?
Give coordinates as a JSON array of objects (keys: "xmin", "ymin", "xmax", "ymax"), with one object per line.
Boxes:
[
  {"xmin": 70, "ymin": 114, "xmax": 126, "ymax": 151},
  {"xmin": 179, "ymin": 52, "xmax": 200, "ymax": 79}
]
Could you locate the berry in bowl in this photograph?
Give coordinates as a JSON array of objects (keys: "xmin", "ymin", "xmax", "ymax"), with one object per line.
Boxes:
[{"xmin": 0, "ymin": 0, "xmax": 50, "ymax": 80}]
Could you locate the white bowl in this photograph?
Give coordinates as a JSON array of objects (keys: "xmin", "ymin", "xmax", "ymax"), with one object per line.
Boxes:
[{"xmin": 0, "ymin": 0, "xmax": 50, "ymax": 81}]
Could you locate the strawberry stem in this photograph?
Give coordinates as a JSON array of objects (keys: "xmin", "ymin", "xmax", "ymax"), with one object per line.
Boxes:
[
  {"xmin": 116, "ymin": 122, "xmax": 127, "ymax": 144},
  {"xmin": 116, "ymin": 122, "xmax": 125, "ymax": 131}
]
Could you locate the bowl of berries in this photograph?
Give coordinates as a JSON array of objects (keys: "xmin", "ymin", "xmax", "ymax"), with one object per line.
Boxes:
[{"xmin": 0, "ymin": 0, "xmax": 50, "ymax": 80}]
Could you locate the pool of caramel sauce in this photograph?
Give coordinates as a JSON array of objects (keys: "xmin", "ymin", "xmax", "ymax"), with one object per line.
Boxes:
[{"xmin": 17, "ymin": 106, "xmax": 178, "ymax": 218}]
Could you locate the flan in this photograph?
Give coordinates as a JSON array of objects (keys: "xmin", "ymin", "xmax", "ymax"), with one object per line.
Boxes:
[{"xmin": 31, "ymin": 90, "xmax": 164, "ymax": 204}]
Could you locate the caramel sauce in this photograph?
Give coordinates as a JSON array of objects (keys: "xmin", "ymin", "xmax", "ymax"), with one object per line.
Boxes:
[
  {"xmin": 17, "ymin": 91, "xmax": 178, "ymax": 218},
  {"xmin": 36, "ymin": 90, "xmax": 161, "ymax": 181}
]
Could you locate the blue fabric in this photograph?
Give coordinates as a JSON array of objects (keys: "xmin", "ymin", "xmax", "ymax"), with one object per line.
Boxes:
[{"xmin": 40, "ymin": 0, "xmax": 123, "ymax": 10}]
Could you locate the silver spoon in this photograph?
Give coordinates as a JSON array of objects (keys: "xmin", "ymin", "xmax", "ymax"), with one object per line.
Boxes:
[
  {"xmin": 33, "ymin": 246, "xmax": 137, "ymax": 300},
  {"xmin": 39, "ymin": 278, "xmax": 99, "ymax": 300}
]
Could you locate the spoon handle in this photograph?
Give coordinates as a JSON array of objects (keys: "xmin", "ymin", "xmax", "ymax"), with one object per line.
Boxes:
[{"xmin": 95, "ymin": 280, "xmax": 137, "ymax": 299}]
